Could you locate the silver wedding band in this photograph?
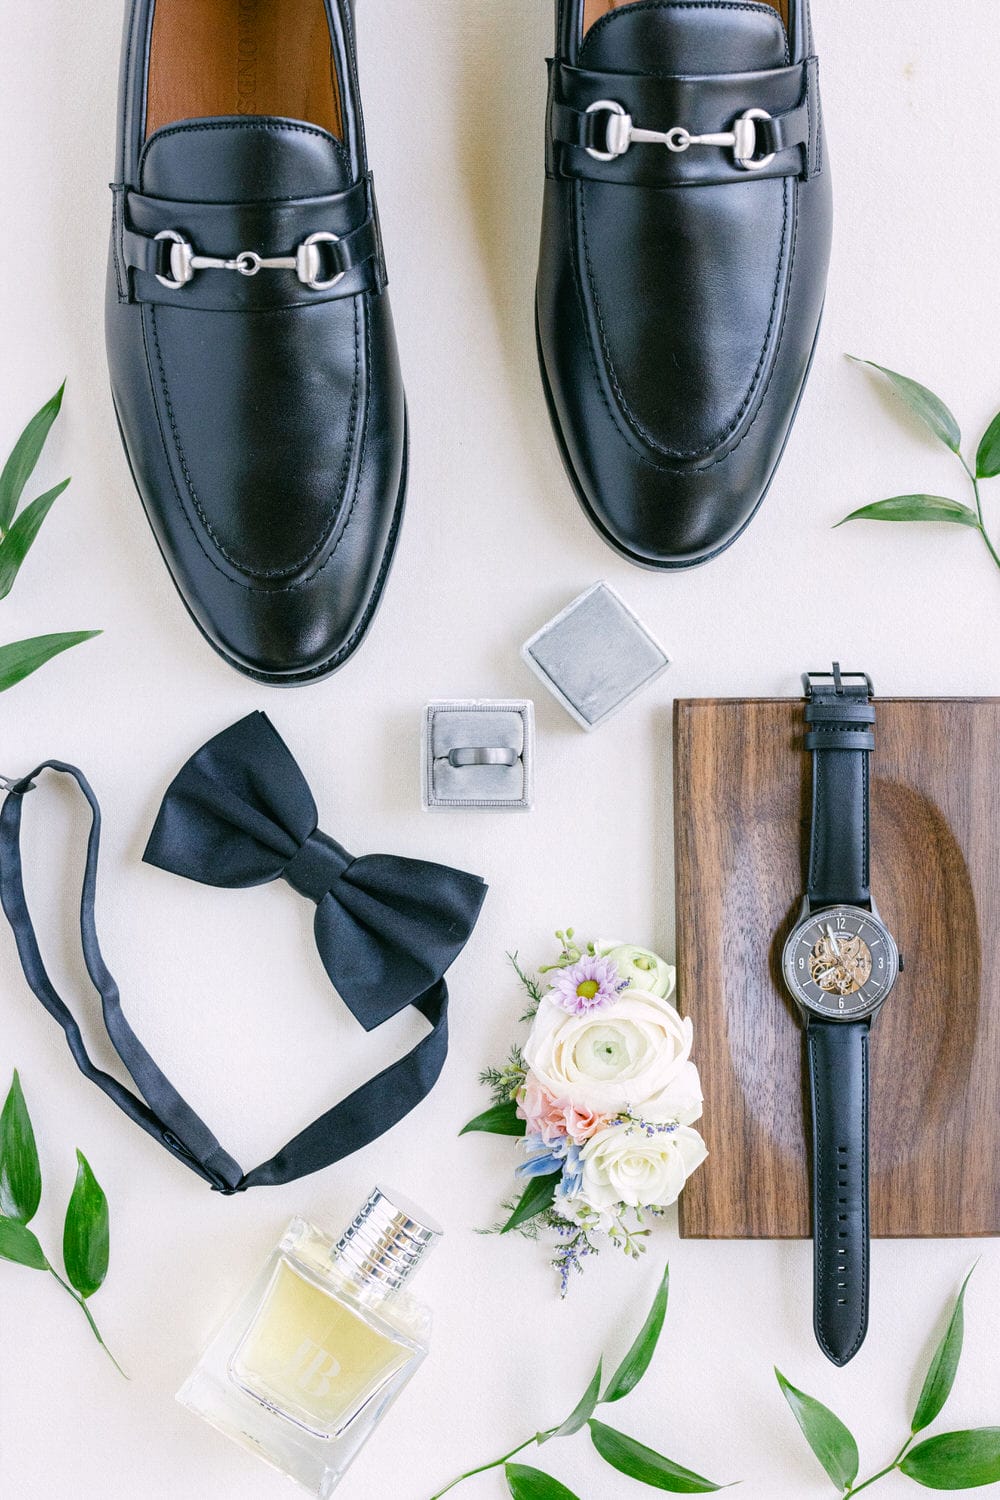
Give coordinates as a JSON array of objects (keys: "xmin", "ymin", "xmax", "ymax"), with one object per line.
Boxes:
[{"xmin": 447, "ymin": 747, "xmax": 518, "ymax": 768}]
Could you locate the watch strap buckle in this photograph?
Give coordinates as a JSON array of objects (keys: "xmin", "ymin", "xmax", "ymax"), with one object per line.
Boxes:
[{"xmin": 802, "ymin": 662, "xmax": 875, "ymax": 700}]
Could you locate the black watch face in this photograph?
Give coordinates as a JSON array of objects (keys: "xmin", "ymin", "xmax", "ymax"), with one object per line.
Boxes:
[{"xmin": 782, "ymin": 905, "xmax": 899, "ymax": 1020}]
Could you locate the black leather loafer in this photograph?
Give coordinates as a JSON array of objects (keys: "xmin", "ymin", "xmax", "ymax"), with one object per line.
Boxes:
[
  {"xmin": 107, "ymin": 0, "xmax": 406, "ymax": 682},
  {"xmin": 537, "ymin": 0, "xmax": 831, "ymax": 568}
]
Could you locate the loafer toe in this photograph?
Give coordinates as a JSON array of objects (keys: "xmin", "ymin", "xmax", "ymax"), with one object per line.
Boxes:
[{"xmin": 167, "ymin": 438, "xmax": 407, "ymax": 684}]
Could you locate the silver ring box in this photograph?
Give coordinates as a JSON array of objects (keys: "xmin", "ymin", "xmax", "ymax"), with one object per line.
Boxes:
[
  {"xmin": 422, "ymin": 701, "xmax": 535, "ymax": 811},
  {"xmin": 521, "ymin": 582, "xmax": 671, "ymax": 730}
]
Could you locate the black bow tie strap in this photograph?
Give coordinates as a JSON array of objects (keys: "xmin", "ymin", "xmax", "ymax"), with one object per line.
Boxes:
[
  {"xmin": 0, "ymin": 763, "xmax": 243, "ymax": 1192},
  {"xmin": 0, "ymin": 716, "xmax": 487, "ymax": 1193}
]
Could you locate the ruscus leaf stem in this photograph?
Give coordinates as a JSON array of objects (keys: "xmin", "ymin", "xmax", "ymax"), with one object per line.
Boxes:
[
  {"xmin": 427, "ymin": 1432, "xmax": 556, "ymax": 1499},
  {"xmin": 959, "ymin": 453, "xmax": 1000, "ymax": 573},
  {"xmin": 843, "ymin": 1436, "xmax": 915, "ymax": 1496},
  {"xmin": 47, "ymin": 1266, "xmax": 128, "ymax": 1378}
]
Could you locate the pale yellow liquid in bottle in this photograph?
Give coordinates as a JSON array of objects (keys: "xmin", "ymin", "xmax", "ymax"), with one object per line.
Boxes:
[{"xmin": 231, "ymin": 1260, "xmax": 414, "ymax": 1437}]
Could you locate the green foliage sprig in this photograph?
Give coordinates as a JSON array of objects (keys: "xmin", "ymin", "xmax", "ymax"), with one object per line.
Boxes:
[
  {"xmin": 428, "ymin": 1266, "xmax": 732, "ymax": 1498},
  {"xmin": 0, "ymin": 384, "xmax": 100, "ymax": 690},
  {"xmin": 0, "ymin": 1070, "xmax": 125, "ymax": 1375},
  {"xmin": 837, "ymin": 357, "xmax": 1000, "ymax": 575},
  {"xmin": 511, "ymin": 952, "xmax": 545, "ymax": 1022},
  {"xmin": 777, "ymin": 1266, "xmax": 997, "ymax": 1494}
]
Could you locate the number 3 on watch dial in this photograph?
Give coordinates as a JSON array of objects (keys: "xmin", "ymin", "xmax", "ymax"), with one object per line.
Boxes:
[{"xmin": 782, "ymin": 905, "xmax": 899, "ymax": 1020}]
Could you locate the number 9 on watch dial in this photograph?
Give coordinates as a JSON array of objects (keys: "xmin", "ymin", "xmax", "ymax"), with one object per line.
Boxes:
[{"xmin": 782, "ymin": 906, "xmax": 900, "ymax": 1019}]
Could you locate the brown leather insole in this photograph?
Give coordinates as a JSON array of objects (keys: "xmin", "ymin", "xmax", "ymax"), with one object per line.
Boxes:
[
  {"xmin": 582, "ymin": 0, "xmax": 789, "ymax": 34},
  {"xmin": 145, "ymin": 0, "xmax": 342, "ymax": 139}
]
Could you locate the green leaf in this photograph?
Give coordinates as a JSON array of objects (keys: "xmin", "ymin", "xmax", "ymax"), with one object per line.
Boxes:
[
  {"xmin": 775, "ymin": 1368, "xmax": 859, "ymax": 1492},
  {"xmin": 0, "ymin": 479, "xmax": 70, "ymax": 600},
  {"xmin": 0, "ymin": 1216, "xmax": 48, "ymax": 1271},
  {"xmin": 62, "ymin": 1150, "xmax": 109, "ymax": 1299},
  {"xmin": 976, "ymin": 410, "xmax": 1000, "ymax": 478},
  {"xmin": 836, "ymin": 495, "xmax": 979, "ymax": 528},
  {"xmin": 850, "ymin": 358, "xmax": 961, "ymax": 452},
  {"xmin": 0, "ymin": 1071, "xmax": 41, "ymax": 1224},
  {"xmin": 0, "ymin": 382, "xmax": 65, "ymax": 532},
  {"xmin": 602, "ymin": 1263, "xmax": 669, "ymax": 1403},
  {"xmin": 500, "ymin": 1172, "xmax": 560, "ymax": 1234},
  {"xmin": 901, "ymin": 1429, "xmax": 1000, "ymax": 1489},
  {"xmin": 460, "ymin": 1100, "xmax": 526, "ymax": 1137},
  {"xmin": 504, "ymin": 1464, "xmax": 581, "ymax": 1500},
  {"xmin": 912, "ymin": 1265, "xmax": 977, "ymax": 1433},
  {"xmin": 0, "ymin": 631, "xmax": 101, "ymax": 693},
  {"xmin": 589, "ymin": 1422, "xmax": 724, "ymax": 1493},
  {"xmin": 541, "ymin": 1359, "xmax": 603, "ymax": 1443}
]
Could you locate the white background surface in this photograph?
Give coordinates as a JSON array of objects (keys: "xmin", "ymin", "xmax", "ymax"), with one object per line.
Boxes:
[{"xmin": 2, "ymin": 2, "xmax": 1000, "ymax": 1497}]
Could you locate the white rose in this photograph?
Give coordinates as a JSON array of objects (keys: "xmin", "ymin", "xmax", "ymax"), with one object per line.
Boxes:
[
  {"xmin": 598, "ymin": 941, "xmax": 676, "ymax": 1000},
  {"xmin": 557, "ymin": 1194, "xmax": 618, "ymax": 1233},
  {"xmin": 644, "ymin": 1059, "xmax": 704, "ymax": 1126},
  {"xmin": 577, "ymin": 1121, "xmax": 708, "ymax": 1210},
  {"xmin": 523, "ymin": 988, "xmax": 693, "ymax": 1115}
]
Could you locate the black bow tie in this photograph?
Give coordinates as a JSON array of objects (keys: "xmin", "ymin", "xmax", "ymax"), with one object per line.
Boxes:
[
  {"xmin": 0, "ymin": 715, "xmax": 487, "ymax": 1193},
  {"xmin": 143, "ymin": 711, "xmax": 488, "ymax": 1031}
]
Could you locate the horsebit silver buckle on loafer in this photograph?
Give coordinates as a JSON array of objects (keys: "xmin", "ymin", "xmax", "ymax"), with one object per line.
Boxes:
[
  {"xmin": 585, "ymin": 100, "xmax": 775, "ymax": 170},
  {"xmin": 154, "ymin": 229, "xmax": 344, "ymax": 290}
]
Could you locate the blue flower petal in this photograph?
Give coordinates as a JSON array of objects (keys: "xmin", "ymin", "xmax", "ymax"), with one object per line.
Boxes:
[{"xmin": 516, "ymin": 1152, "xmax": 564, "ymax": 1179}]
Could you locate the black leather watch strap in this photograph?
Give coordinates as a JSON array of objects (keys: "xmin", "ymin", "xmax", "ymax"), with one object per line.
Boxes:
[
  {"xmin": 805, "ymin": 671, "xmax": 875, "ymax": 909},
  {"xmin": 807, "ymin": 1019, "xmax": 870, "ymax": 1365}
]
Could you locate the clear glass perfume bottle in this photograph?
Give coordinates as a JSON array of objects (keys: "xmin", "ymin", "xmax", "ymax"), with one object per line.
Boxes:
[{"xmin": 177, "ymin": 1187, "xmax": 441, "ymax": 1497}]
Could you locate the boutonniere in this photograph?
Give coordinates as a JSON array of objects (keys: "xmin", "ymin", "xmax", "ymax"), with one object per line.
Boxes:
[{"xmin": 462, "ymin": 930, "xmax": 707, "ymax": 1294}]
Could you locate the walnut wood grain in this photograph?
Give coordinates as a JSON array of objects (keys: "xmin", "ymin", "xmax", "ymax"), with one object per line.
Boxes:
[{"xmin": 674, "ymin": 697, "xmax": 1000, "ymax": 1240}]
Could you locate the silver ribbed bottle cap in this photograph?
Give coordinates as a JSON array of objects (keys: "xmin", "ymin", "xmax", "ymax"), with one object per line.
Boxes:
[{"xmin": 333, "ymin": 1185, "xmax": 442, "ymax": 1295}]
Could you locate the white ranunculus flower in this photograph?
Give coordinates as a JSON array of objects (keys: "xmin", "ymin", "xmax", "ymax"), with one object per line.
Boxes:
[
  {"xmin": 597, "ymin": 941, "xmax": 676, "ymax": 1000},
  {"xmin": 577, "ymin": 1121, "xmax": 708, "ymax": 1210},
  {"xmin": 523, "ymin": 988, "xmax": 693, "ymax": 1115}
]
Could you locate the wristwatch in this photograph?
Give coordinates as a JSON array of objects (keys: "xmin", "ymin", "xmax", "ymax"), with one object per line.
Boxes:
[{"xmin": 781, "ymin": 664, "xmax": 902, "ymax": 1366}]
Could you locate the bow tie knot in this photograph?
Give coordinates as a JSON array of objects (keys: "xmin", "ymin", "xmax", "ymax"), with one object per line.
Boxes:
[
  {"xmin": 143, "ymin": 713, "xmax": 488, "ymax": 1032},
  {"xmin": 283, "ymin": 829, "xmax": 351, "ymax": 903}
]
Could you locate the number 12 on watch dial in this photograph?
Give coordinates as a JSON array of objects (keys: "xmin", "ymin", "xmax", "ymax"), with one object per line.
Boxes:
[{"xmin": 782, "ymin": 905, "xmax": 900, "ymax": 1020}]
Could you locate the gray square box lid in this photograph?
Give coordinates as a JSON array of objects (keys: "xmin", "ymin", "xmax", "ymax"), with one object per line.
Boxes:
[{"xmin": 522, "ymin": 582, "xmax": 670, "ymax": 729}]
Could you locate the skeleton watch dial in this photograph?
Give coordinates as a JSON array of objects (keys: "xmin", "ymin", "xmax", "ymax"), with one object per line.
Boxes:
[{"xmin": 782, "ymin": 905, "xmax": 899, "ymax": 1020}]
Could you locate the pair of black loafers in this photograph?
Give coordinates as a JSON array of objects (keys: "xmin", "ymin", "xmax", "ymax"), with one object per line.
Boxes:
[{"xmin": 107, "ymin": 0, "xmax": 830, "ymax": 683}]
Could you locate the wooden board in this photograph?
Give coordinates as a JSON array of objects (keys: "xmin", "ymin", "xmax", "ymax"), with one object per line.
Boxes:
[{"xmin": 674, "ymin": 696, "xmax": 1000, "ymax": 1239}]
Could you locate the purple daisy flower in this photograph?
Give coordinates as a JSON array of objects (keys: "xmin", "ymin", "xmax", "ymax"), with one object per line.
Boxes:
[{"xmin": 548, "ymin": 954, "xmax": 628, "ymax": 1015}]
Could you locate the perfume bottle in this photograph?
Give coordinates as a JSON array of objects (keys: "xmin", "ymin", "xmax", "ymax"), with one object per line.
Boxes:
[{"xmin": 178, "ymin": 1187, "xmax": 441, "ymax": 1497}]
